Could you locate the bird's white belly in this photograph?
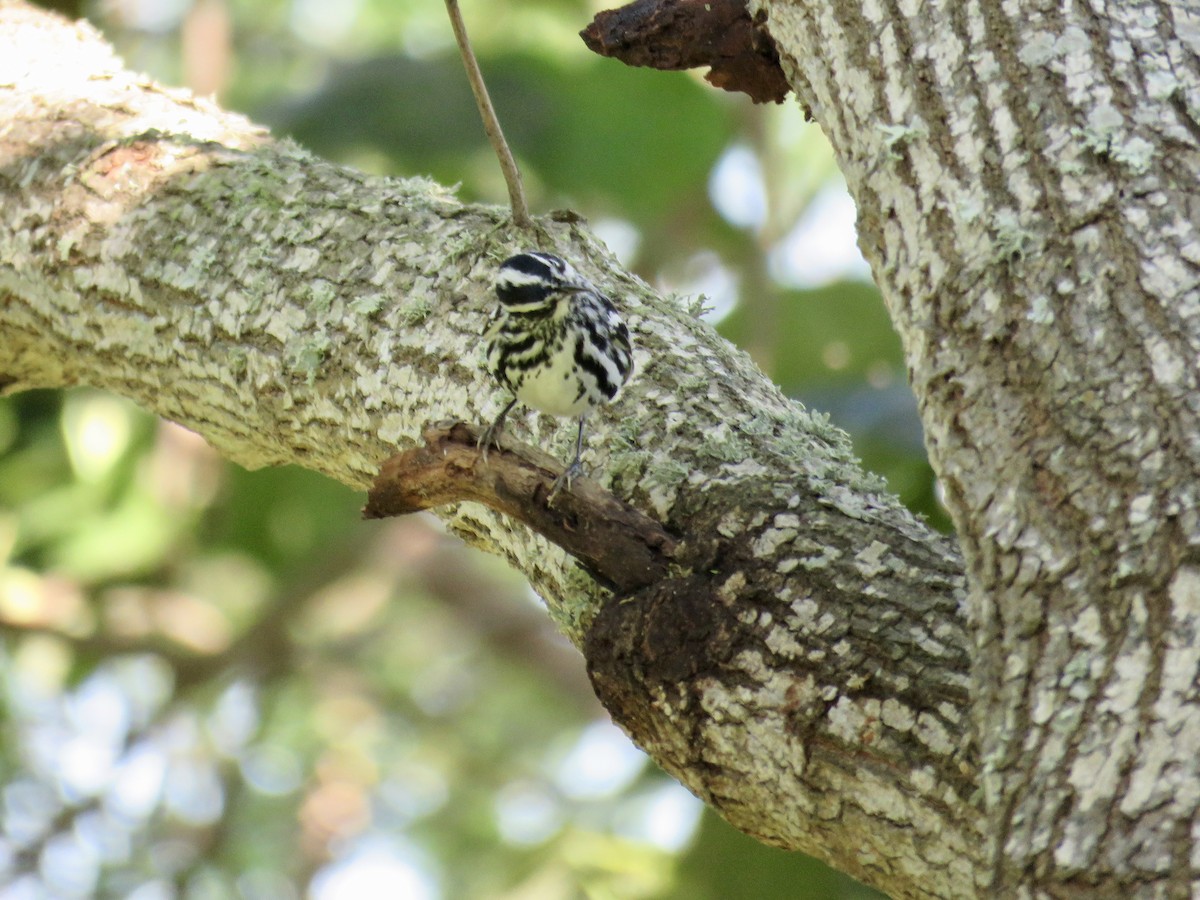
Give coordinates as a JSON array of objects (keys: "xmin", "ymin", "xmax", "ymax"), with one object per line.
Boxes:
[{"xmin": 514, "ymin": 342, "xmax": 589, "ymax": 417}]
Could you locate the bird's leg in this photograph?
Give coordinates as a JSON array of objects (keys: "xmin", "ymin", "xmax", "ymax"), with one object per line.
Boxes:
[
  {"xmin": 479, "ymin": 397, "xmax": 518, "ymax": 463},
  {"xmin": 548, "ymin": 415, "xmax": 587, "ymax": 504}
]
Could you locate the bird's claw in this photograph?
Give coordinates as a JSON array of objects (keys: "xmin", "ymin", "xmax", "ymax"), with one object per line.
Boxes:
[
  {"xmin": 477, "ymin": 424, "xmax": 500, "ymax": 464},
  {"xmin": 547, "ymin": 460, "xmax": 584, "ymax": 505},
  {"xmin": 478, "ymin": 399, "xmax": 517, "ymax": 465}
]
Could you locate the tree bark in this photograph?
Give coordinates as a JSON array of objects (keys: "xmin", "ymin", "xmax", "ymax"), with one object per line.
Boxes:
[
  {"xmin": 9, "ymin": 0, "xmax": 1198, "ymax": 896},
  {"xmin": 750, "ymin": 0, "xmax": 1200, "ymax": 894}
]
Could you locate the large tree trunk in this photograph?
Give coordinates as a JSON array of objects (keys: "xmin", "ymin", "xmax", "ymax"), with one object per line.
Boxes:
[
  {"xmin": 754, "ymin": 0, "xmax": 1200, "ymax": 894},
  {"xmin": 2, "ymin": 0, "xmax": 1196, "ymax": 896}
]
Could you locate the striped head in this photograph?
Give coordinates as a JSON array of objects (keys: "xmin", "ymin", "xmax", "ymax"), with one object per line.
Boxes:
[{"xmin": 495, "ymin": 252, "xmax": 587, "ymax": 314}]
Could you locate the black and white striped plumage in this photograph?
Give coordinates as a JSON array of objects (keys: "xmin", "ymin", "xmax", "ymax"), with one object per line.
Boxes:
[{"xmin": 480, "ymin": 251, "xmax": 633, "ymax": 497}]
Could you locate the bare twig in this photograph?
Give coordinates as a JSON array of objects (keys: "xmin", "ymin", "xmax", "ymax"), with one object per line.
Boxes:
[
  {"xmin": 444, "ymin": 0, "xmax": 533, "ymax": 228},
  {"xmin": 364, "ymin": 422, "xmax": 676, "ymax": 594}
]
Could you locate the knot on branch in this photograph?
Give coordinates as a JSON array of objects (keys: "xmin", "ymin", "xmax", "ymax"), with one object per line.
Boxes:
[
  {"xmin": 584, "ymin": 566, "xmax": 732, "ymax": 717},
  {"xmin": 364, "ymin": 421, "xmax": 677, "ymax": 593}
]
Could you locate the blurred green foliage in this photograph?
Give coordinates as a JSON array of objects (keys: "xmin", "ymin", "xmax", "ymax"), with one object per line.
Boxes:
[
  {"xmin": 2, "ymin": 0, "xmax": 945, "ymax": 896},
  {"xmin": 265, "ymin": 53, "xmax": 736, "ymax": 224}
]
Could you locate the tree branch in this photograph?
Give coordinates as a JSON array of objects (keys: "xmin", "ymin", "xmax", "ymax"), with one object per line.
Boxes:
[
  {"xmin": 0, "ymin": 5, "xmax": 984, "ymax": 896},
  {"xmin": 365, "ymin": 422, "xmax": 677, "ymax": 594}
]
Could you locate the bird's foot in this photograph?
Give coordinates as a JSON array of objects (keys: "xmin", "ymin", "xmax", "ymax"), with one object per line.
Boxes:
[
  {"xmin": 477, "ymin": 421, "xmax": 502, "ymax": 464},
  {"xmin": 547, "ymin": 459, "xmax": 585, "ymax": 505},
  {"xmin": 478, "ymin": 400, "xmax": 516, "ymax": 464}
]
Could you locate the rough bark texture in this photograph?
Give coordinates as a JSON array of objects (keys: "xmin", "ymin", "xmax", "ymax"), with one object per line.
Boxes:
[
  {"xmin": 750, "ymin": 0, "xmax": 1200, "ymax": 895},
  {"xmin": 0, "ymin": 4, "xmax": 982, "ymax": 898},
  {"xmin": 581, "ymin": 0, "xmax": 790, "ymax": 103}
]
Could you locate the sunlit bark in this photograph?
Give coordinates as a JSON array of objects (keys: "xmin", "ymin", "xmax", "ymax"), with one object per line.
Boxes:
[{"xmin": 756, "ymin": 0, "xmax": 1200, "ymax": 893}]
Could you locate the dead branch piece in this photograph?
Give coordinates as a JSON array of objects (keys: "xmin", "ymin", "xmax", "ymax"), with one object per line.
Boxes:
[
  {"xmin": 365, "ymin": 422, "xmax": 676, "ymax": 594},
  {"xmin": 581, "ymin": 0, "xmax": 790, "ymax": 104},
  {"xmin": 444, "ymin": 0, "xmax": 532, "ymax": 228}
]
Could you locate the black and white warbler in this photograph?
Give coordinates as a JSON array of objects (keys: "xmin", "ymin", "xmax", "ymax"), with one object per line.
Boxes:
[{"xmin": 480, "ymin": 251, "xmax": 634, "ymax": 498}]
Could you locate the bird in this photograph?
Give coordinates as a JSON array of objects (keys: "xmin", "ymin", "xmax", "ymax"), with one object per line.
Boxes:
[{"xmin": 479, "ymin": 251, "xmax": 634, "ymax": 500}]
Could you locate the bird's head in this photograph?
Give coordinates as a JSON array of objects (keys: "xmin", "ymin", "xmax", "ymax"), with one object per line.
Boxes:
[{"xmin": 495, "ymin": 252, "xmax": 587, "ymax": 313}]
